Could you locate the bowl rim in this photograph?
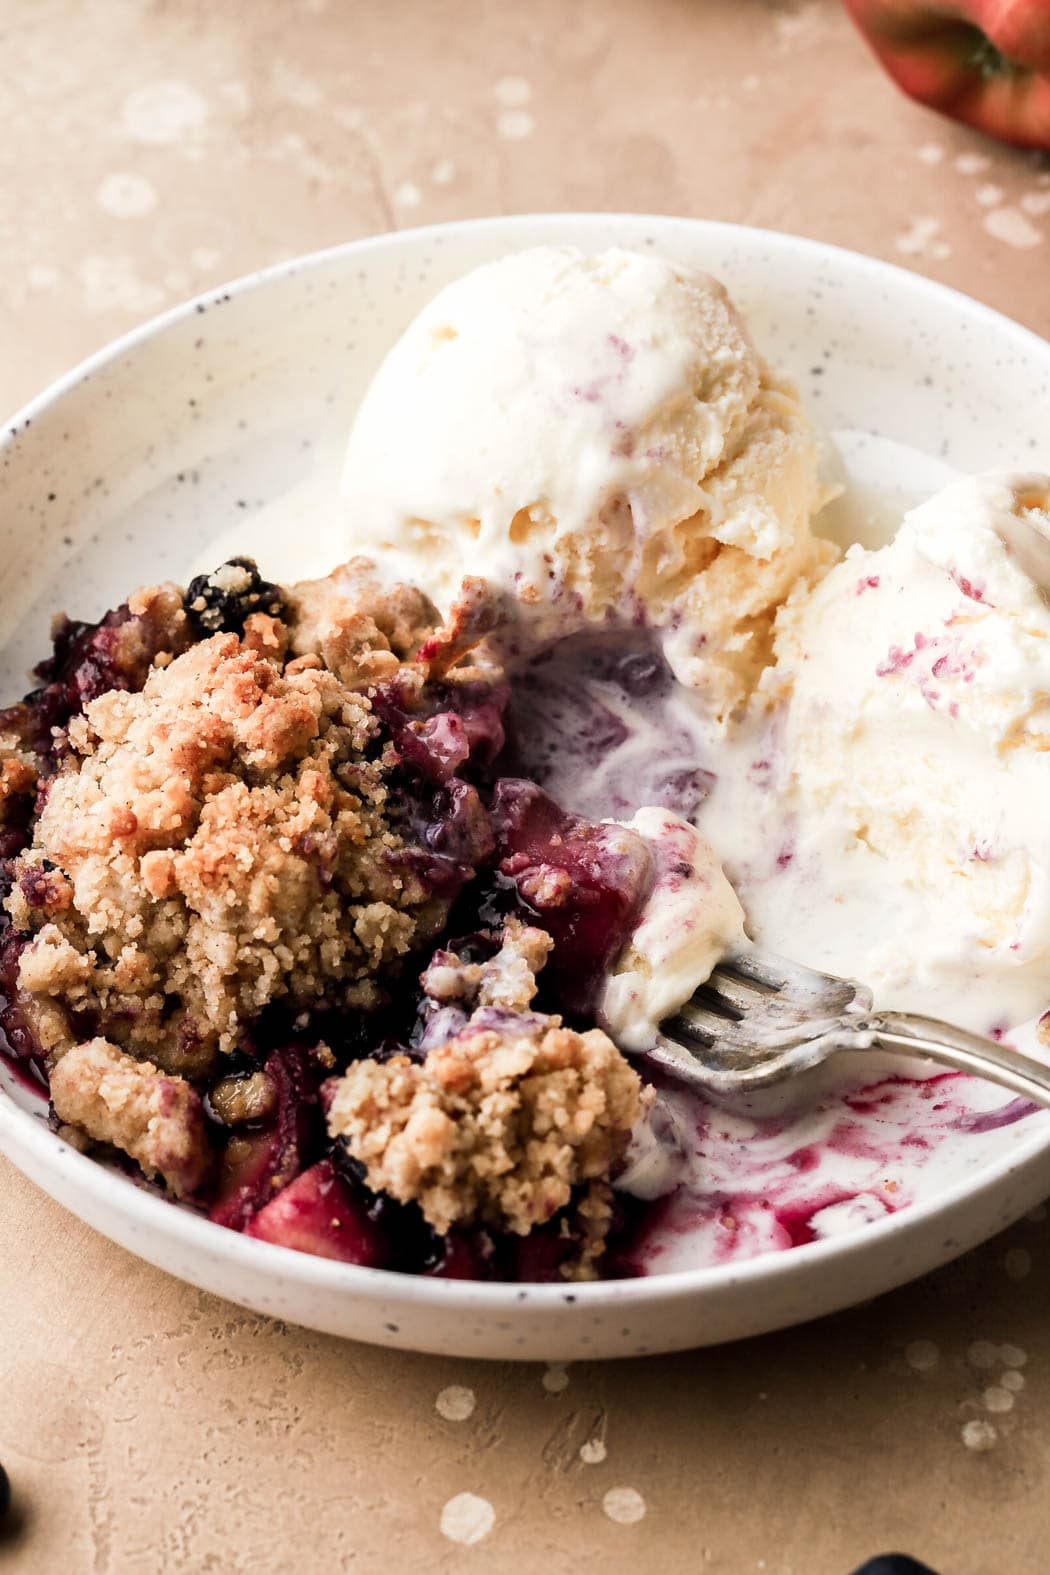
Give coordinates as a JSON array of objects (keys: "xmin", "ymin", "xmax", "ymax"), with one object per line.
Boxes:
[{"xmin": 3, "ymin": 210, "xmax": 1050, "ymax": 1313}]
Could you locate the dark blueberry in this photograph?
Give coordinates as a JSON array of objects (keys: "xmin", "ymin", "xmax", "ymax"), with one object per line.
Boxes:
[
  {"xmin": 849, "ymin": 1557, "xmax": 941, "ymax": 1575},
  {"xmin": 0, "ymin": 1461, "xmax": 9, "ymax": 1522},
  {"xmin": 386, "ymin": 773, "xmax": 495, "ymax": 899},
  {"xmin": 422, "ymin": 1227, "xmax": 497, "ymax": 1279},
  {"xmin": 185, "ymin": 558, "xmax": 285, "ymax": 636},
  {"xmin": 330, "ymin": 1143, "xmax": 435, "ymax": 1270}
]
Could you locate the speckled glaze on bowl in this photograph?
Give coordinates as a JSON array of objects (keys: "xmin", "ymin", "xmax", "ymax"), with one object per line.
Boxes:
[{"xmin": 3, "ymin": 215, "xmax": 1050, "ymax": 1361}]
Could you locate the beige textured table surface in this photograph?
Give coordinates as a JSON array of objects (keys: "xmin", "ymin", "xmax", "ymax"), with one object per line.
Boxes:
[{"xmin": 3, "ymin": 3, "xmax": 1050, "ymax": 1572}]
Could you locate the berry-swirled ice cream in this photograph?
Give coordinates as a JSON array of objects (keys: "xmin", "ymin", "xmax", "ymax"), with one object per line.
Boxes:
[{"xmin": 761, "ymin": 472, "xmax": 1050, "ymax": 1029}]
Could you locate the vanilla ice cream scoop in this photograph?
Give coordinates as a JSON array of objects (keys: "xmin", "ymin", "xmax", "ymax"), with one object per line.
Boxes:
[
  {"xmin": 342, "ymin": 246, "xmax": 832, "ymax": 719},
  {"xmin": 770, "ymin": 471, "xmax": 1050, "ymax": 1027}
]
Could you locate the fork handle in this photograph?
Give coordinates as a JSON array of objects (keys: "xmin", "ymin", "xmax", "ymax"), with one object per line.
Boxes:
[{"xmin": 862, "ymin": 1011, "xmax": 1050, "ymax": 1109}]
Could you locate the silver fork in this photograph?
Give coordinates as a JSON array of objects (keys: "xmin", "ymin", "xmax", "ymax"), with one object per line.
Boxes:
[{"xmin": 651, "ymin": 950, "xmax": 1050, "ymax": 1107}]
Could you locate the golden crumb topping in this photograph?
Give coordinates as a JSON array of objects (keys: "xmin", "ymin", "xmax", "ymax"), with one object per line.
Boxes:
[
  {"xmin": 48, "ymin": 1037, "xmax": 207, "ymax": 1196},
  {"xmin": 327, "ymin": 919, "xmax": 648, "ymax": 1276},
  {"xmin": 287, "ymin": 556, "xmax": 441, "ymax": 685},
  {"xmin": 6, "ymin": 622, "xmax": 443, "ymax": 1075},
  {"xmin": 327, "ymin": 1018, "xmax": 646, "ymax": 1267}
]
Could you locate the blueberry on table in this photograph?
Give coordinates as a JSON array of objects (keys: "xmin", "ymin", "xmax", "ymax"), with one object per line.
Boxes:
[
  {"xmin": 0, "ymin": 1462, "xmax": 10, "ymax": 1521},
  {"xmin": 850, "ymin": 1556, "xmax": 940, "ymax": 1575}
]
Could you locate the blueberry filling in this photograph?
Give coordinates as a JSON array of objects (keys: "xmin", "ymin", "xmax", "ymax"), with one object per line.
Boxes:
[{"xmin": 0, "ymin": 567, "xmax": 655, "ymax": 1281}]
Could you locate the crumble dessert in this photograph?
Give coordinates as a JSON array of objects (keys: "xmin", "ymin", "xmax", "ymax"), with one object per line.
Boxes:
[
  {"xmin": 0, "ymin": 556, "xmax": 666, "ymax": 1280},
  {"xmin": 7, "ymin": 247, "xmax": 1050, "ymax": 1284}
]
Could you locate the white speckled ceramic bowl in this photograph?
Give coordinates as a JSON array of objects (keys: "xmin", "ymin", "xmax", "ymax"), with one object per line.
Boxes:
[{"xmin": 3, "ymin": 215, "xmax": 1050, "ymax": 1360}]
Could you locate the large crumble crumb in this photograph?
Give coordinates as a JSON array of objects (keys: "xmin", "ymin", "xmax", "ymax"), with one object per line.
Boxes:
[
  {"xmin": 6, "ymin": 616, "xmax": 443, "ymax": 1075},
  {"xmin": 328, "ymin": 919, "xmax": 648, "ymax": 1274},
  {"xmin": 328, "ymin": 1018, "xmax": 645, "ymax": 1262},
  {"xmin": 287, "ymin": 556, "xmax": 441, "ymax": 685},
  {"xmin": 49, "ymin": 1037, "xmax": 208, "ymax": 1196}
]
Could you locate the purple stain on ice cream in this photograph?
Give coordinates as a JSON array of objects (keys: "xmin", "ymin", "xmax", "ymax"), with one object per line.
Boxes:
[
  {"xmin": 876, "ymin": 643, "xmax": 916, "ymax": 677},
  {"xmin": 951, "ymin": 570, "xmax": 988, "ymax": 604}
]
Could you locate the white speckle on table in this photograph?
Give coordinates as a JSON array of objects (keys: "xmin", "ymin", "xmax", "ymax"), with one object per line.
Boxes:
[
  {"xmin": 271, "ymin": 62, "xmax": 323, "ymax": 107},
  {"xmin": 895, "ymin": 216, "xmax": 950, "ymax": 260},
  {"xmin": 332, "ymin": 104, "xmax": 364, "ymax": 131},
  {"xmin": 121, "ymin": 80, "xmax": 208, "ymax": 145},
  {"xmin": 218, "ymin": 80, "xmax": 251, "ymax": 113},
  {"xmin": 497, "ymin": 110, "xmax": 534, "ymax": 140},
  {"xmin": 542, "ymin": 1363, "xmax": 570, "ymax": 1394},
  {"xmin": 1022, "ymin": 191, "xmax": 1050, "ymax": 217},
  {"xmin": 494, "ymin": 75, "xmax": 532, "ymax": 107},
  {"xmin": 394, "ymin": 181, "xmax": 422, "ymax": 207},
  {"xmin": 27, "ymin": 264, "xmax": 59, "ymax": 291},
  {"xmin": 580, "ymin": 1438, "xmax": 607, "ymax": 1465},
  {"xmin": 917, "ymin": 143, "xmax": 944, "ymax": 165},
  {"xmin": 975, "ymin": 184, "xmax": 1004, "ymax": 208},
  {"xmin": 190, "ymin": 246, "xmax": 223, "ymax": 272},
  {"xmin": 79, "ymin": 255, "xmax": 165, "ymax": 315},
  {"xmin": 999, "ymin": 1370, "xmax": 1025, "ymax": 1393},
  {"xmin": 983, "ymin": 1384, "xmax": 1015, "ymax": 1414},
  {"xmin": 967, "ymin": 1341, "xmax": 1000, "ymax": 1369},
  {"xmin": 267, "ymin": 131, "xmax": 334, "ymax": 185},
  {"xmin": 962, "ymin": 1419, "xmax": 998, "ymax": 1452},
  {"xmin": 436, "ymin": 1385, "xmax": 476, "ymax": 1422},
  {"xmin": 1000, "ymin": 1344, "xmax": 1028, "ymax": 1368},
  {"xmin": 773, "ymin": 3, "xmax": 823, "ymax": 48},
  {"xmin": 905, "ymin": 1339, "xmax": 940, "ymax": 1372},
  {"xmin": 955, "ymin": 152, "xmax": 991, "ymax": 175},
  {"xmin": 96, "ymin": 172, "xmax": 158, "ymax": 219},
  {"xmin": 431, "ymin": 159, "xmax": 456, "ymax": 185},
  {"xmin": 603, "ymin": 1487, "xmax": 646, "ymax": 1525},
  {"xmin": 1004, "ymin": 1246, "xmax": 1034, "ymax": 1279},
  {"xmin": 983, "ymin": 207, "xmax": 1042, "ymax": 249},
  {"xmin": 440, "ymin": 1493, "xmax": 495, "ymax": 1545},
  {"xmin": 742, "ymin": 74, "xmax": 761, "ymax": 93}
]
